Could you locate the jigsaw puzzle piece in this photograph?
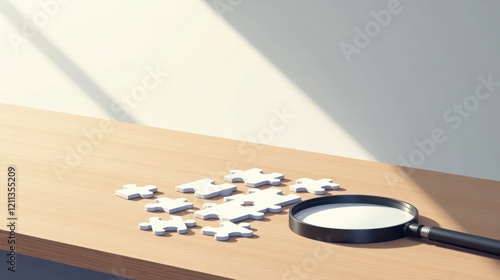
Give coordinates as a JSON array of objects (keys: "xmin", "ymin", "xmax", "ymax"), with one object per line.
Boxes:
[
  {"xmin": 175, "ymin": 178, "xmax": 237, "ymax": 198},
  {"xmin": 194, "ymin": 188, "xmax": 301, "ymax": 222},
  {"xmin": 115, "ymin": 184, "xmax": 157, "ymax": 199},
  {"xmin": 139, "ymin": 216, "xmax": 196, "ymax": 236},
  {"xmin": 145, "ymin": 197, "xmax": 193, "ymax": 213},
  {"xmin": 226, "ymin": 188, "xmax": 301, "ymax": 212},
  {"xmin": 289, "ymin": 178, "xmax": 340, "ymax": 195},
  {"xmin": 224, "ymin": 168, "xmax": 284, "ymax": 187},
  {"xmin": 202, "ymin": 221, "xmax": 253, "ymax": 241},
  {"xmin": 195, "ymin": 201, "xmax": 265, "ymax": 222}
]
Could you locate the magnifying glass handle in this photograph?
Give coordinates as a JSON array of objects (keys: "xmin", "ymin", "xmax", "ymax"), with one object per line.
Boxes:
[{"xmin": 405, "ymin": 223, "xmax": 500, "ymax": 256}]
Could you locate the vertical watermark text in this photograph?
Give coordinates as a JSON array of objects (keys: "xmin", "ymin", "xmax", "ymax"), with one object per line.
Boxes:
[{"xmin": 6, "ymin": 166, "xmax": 18, "ymax": 273}]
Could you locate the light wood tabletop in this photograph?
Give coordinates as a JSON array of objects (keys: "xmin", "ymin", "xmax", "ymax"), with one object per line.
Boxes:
[{"xmin": 0, "ymin": 103, "xmax": 499, "ymax": 279}]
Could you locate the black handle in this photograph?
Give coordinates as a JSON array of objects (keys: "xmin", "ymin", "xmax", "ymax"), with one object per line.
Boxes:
[{"xmin": 405, "ymin": 223, "xmax": 500, "ymax": 256}]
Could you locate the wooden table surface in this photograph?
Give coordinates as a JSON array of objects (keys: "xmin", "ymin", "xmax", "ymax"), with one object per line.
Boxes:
[{"xmin": 0, "ymin": 103, "xmax": 499, "ymax": 279}]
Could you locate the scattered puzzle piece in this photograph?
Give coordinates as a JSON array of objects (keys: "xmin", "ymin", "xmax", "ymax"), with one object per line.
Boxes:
[
  {"xmin": 197, "ymin": 201, "xmax": 265, "ymax": 222},
  {"xmin": 115, "ymin": 184, "xmax": 157, "ymax": 199},
  {"xmin": 139, "ymin": 216, "xmax": 196, "ymax": 236},
  {"xmin": 175, "ymin": 179, "xmax": 237, "ymax": 198},
  {"xmin": 195, "ymin": 188, "xmax": 301, "ymax": 222},
  {"xmin": 224, "ymin": 168, "xmax": 284, "ymax": 187},
  {"xmin": 289, "ymin": 178, "xmax": 340, "ymax": 195},
  {"xmin": 202, "ymin": 221, "xmax": 253, "ymax": 241},
  {"xmin": 145, "ymin": 197, "xmax": 193, "ymax": 213}
]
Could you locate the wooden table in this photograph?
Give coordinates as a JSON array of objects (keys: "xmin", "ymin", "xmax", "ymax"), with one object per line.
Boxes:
[{"xmin": 0, "ymin": 104, "xmax": 499, "ymax": 279}]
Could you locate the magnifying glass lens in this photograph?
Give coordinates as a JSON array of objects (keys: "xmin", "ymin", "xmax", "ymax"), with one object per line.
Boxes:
[{"xmin": 294, "ymin": 203, "xmax": 415, "ymax": 230}]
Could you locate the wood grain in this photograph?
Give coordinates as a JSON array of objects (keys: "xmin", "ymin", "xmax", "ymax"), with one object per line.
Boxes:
[{"xmin": 0, "ymin": 103, "xmax": 499, "ymax": 279}]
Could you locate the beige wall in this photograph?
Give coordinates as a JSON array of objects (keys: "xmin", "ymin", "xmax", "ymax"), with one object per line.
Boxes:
[{"xmin": 1, "ymin": 0, "xmax": 499, "ymax": 181}]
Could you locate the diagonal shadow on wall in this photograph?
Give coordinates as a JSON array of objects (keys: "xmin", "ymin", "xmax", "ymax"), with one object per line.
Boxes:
[
  {"xmin": 0, "ymin": 0, "xmax": 137, "ymax": 124},
  {"xmin": 202, "ymin": 0, "xmax": 500, "ymax": 261}
]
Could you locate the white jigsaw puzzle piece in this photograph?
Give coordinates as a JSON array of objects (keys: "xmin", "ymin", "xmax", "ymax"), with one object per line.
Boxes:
[
  {"xmin": 145, "ymin": 197, "xmax": 193, "ymax": 213},
  {"xmin": 289, "ymin": 178, "xmax": 340, "ymax": 195},
  {"xmin": 175, "ymin": 178, "xmax": 237, "ymax": 198},
  {"xmin": 195, "ymin": 188, "xmax": 301, "ymax": 222},
  {"xmin": 224, "ymin": 168, "xmax": 284, "ymax": 187},
  {"xmin": 202, "ymin": 221, "xmax": 253, "ymax": 241},
  {"xmin": 115, "ymin": 184, "xmax": 157, "ymax": 199},
  {"xmin": 197, "ymin": 201, "xmax": 265, "ymax": 222},
  {"xmin": 139, "ymin": 216, "xmax": 196, "ymax": 236},
  {"xmin": 225, "ymin": 188, "xmax": 301, "ymax": 211}
]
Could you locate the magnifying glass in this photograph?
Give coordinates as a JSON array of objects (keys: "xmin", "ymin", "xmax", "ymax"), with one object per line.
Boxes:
[{"xmin": 289, "ymin": 195, "xmax": 500, "ymax": 256}]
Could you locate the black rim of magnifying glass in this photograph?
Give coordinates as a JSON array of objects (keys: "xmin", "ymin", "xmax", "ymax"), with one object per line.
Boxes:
[{"xmin": 289, "ymin": 195, "xmax": 419, "ymax": 243}]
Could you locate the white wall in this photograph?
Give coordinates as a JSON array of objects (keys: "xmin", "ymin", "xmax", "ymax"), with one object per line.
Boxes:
[{"xmin": 1, "ymin": 0, "xmax": 499, "ymax": 181}]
